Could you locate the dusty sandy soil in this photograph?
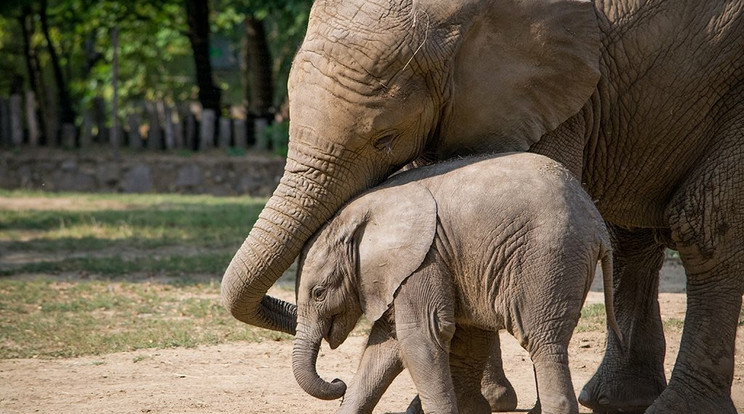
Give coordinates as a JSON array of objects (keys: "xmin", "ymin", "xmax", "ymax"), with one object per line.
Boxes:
[{"xmin": 1, "ymin": 263, "xmax": 743, "ymax": 414}]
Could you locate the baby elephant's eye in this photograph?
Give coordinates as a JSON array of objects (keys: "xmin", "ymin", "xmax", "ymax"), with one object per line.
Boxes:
[{"xmin": 311, "ymin": 286, "xmax": 327, "ymax": 302}]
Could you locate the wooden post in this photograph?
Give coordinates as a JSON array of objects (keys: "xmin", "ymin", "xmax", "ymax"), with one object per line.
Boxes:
[
  {"xmin": 45, "ymin": 87, "xmax": 58, "ymax": 145},
  {"xmin": 162, "ymin": 101, "xmax": 175, "ymax": 150},
  {"xmin": 199, "ymin": 108, "xmax": 215, "ymax": 150},
  {"xmin": 218, "ymin": 116, "xmax": 231, "ymax": 148},
  {"xmin": 93, "ymin": 96, "xmax": 108, "ymax": 143},
  {"xmin": 233, "ymin": 118, "xmax": 247, "ymax": 148},
  {"xmin": 172, "ymin": 104, "xmax": 184, "ymax": 149},
  {"xmin": 254, "ymin": 117, "xmax": 268, "ymax": 150},
  {"xmin": 25, "ymin": 91, "xmax": 40, "ymax": 146},
  {"xmin": 0, "ymin": 97, "xmax": 10, "ymax": 146},
  {"xmin": 60, "ymin": 123, "xmax": 76, "ymax": 148},
  {"xmin": 110, "ymin": 26, "xmax": 120, "ymax": 160},
  {"xmin": 80, "ymin": 110, "xmax": 93, "ymax": 147},
  {"xmin": 179, "ymin": 103, "xmax": 195, "ymax": 150},
  {"xmin": 145, "ymin": 100, "xmax": 162, "ymax": 150},
  {"xmin": 127, "ymin": 112, "xmax": 142, "ymax": 149},
  {"xmin": 9, "ymin": 94, "xmax": 23, "ymax": 146}
]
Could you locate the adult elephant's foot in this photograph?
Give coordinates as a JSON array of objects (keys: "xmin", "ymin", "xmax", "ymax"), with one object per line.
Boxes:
[
  {"xmin": 578, "ymin": 367, "xmax": 665, "ymax": 413},
  {"xmin": 578, "ymin": 226, "xmax": 668, "ymax": 413},
  {"xmin": 644, "ymin": 382, "xmax": 736, "ymax": 414},
  {"xmin": 482, "ymin": 381, "xmax": 518, "ymax": 412}
]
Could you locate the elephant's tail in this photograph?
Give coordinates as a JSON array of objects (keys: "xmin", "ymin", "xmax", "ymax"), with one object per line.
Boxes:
[{"xmin": 599, "ymin": 244, "xmax": 624, "ymax": 350}]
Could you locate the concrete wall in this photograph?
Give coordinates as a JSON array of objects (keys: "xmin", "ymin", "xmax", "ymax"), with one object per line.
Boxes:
[{"xmin": 0, "ymin": 149, "xmax": 285, "ymax": 197}]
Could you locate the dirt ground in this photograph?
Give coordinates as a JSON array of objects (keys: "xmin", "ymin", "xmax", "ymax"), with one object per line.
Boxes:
[{"xmin": 1, "ymin": 261, "xmax": 743, "ymax": 413}]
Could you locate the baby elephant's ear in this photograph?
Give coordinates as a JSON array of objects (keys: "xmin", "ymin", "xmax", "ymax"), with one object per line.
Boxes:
[{"xmin": 355, "ymin": 182, "xmax": 437, "ymax": 321}]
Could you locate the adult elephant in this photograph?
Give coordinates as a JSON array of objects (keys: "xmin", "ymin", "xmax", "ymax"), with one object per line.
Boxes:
[{"xmin": 221, "ymin": 0, "xmax": 744, "ymax": 412}]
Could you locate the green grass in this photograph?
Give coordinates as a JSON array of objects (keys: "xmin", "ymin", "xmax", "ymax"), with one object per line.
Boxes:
[
  {"xmin": 0, "ymin": 190, "xmax": 291, "ymax": 359},
  {"xmin": 1, "ymin": 190, "xmax": 741, "ymax": 360},
  {"xmin": 0, "ymin": 191, "xmax": 265, "ymax": 252},
  {"xmin": 0, "ymin": 253, "xmax": 233, "ymax": 277},
  {"xmin": 0, "ymin": 278, "xmax": 291, "ymax": 359},
  {"xmin": 576, "ymin": 303, "xmax": 607, "ymax": 333},
  {"xmin": 576, "ymin": 303, "xmax": 692, "ymax": 334}
]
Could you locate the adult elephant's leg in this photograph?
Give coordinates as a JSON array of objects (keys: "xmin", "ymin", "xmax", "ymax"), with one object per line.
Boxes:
[
  {"xmin": 579, "ymin": 226, "xmax": 667, "ymax": 413},
  {"xmin": 650, "ymin": 121, "xmax": 743, "ymax": 413},
  {"xmin": 481, "ymin": 335, "xmax": 518, "ymax": 411}
]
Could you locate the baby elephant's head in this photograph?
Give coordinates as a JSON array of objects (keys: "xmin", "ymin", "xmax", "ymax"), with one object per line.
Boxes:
[
  {"xmin": 296, "ymin": 219, "xmax": 366, "ymax": 351},
  {"xmin": 292, "ymin": 181, "xmax": 438, "ymax": 400}
]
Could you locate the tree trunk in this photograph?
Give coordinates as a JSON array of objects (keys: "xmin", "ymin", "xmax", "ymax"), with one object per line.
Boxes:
[
  {"xmin": 9, "ymin": 95, "xmax": 23, "ymax": 146},
  {"xmin": 111, "ymin": 27, "xmax": 120, "ymax": 161},
  {"xmin": 25, "ymin": 91, "xmax": 40, "ymax": 146},
  {"xmin": 39, "ymin": 0, "xmax": 75, "ymax": 135},
  {"xmin": 242, "ymin": 17, "xmax": 274, "ymax": 119},
  {"xmin": 18, "ymin": 6, "xmax": 48, "ymax": 145},
  {"xmin": 185, "ymin": 0, "xmax": 221, "ymax": 114}
]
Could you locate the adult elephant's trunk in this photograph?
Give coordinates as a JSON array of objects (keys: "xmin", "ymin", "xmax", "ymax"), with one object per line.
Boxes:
[
  {"xmin": 292, "ymin": 321, "xmax": 347, "ymax": 400},
  {"xmin": 220, "ymin": 140, "xmax": 356, "ymax": 334}
]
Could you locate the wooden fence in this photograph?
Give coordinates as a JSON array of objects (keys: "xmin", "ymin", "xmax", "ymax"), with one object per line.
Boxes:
[{"xmin": 0, "ymin": 92, "xmax": 287, "ymax": 155}]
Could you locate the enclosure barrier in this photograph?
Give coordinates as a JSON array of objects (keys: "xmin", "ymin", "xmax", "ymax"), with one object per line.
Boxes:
[{"xmin": 0, "ymin": 93, "xmax": 288, "ymax": 156}]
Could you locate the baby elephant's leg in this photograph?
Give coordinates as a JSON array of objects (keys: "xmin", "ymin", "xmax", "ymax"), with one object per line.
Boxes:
[
  {"xmin": 481, "ymin": 335, "xmax": 518, "ymax": 411},
  {"xmin": 337, "ymin": 317, "xmax": 403, "ymax": 414},
  {"xmin": 449, "ymin": 325, "xmax": 494, "ymax": 414},
  {"xmin": 408, "ymin": 325, "xmax": 494, "ymax": 414},
  {"xmin": 531, "ymin": 344, "xmax": 578, "ymax": 414},
  {"xmin": 395, "ymin": 267, "xmax": 458, "ymax": 414}
]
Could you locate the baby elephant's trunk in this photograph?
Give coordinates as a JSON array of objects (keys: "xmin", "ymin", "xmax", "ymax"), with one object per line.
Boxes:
[
  {"xmin": 292, "ymin": 321, "xmax": 347, "ymax": 400},
  {"xmin": 600, "ymin": 245, "xmax": 624, "ymax": 348}
]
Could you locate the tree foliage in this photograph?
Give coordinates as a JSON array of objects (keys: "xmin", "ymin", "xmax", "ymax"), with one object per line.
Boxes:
[{"xmin": 0, "ymin": 0, "xmax": 312, "ymax": 135}]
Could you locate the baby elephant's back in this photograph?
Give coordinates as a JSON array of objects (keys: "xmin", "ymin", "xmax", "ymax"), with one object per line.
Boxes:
[{"xmin": 422, "ymin": 153, "xmax": 607, "ymax": 254}]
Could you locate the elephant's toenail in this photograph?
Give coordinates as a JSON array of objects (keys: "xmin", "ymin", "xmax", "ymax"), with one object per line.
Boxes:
[
  {"xmin": 578, "ymin": 390, "xmax": 591, "ymax": 403},
  {"xmin": 598, "ymin": 396, "xmax": 610, "ymax": 406}
]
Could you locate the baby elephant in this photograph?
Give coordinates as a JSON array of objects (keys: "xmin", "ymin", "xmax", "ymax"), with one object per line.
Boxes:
[{"xmin": 292, "ymin": 152, "xmax": 622, "ymax": 414}]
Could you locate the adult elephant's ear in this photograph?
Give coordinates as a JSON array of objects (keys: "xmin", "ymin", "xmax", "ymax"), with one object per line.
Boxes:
[
  {"xmin": 433, "ymin": 0, "xmax": 601, "ymax": 154},
  {"xmin": 350, "ymin": 182, "xmax": 437, "ymax": 322}
]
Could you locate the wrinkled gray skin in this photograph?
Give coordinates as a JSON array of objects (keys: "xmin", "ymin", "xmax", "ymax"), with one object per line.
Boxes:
[
  {"xmin": 221, "ymin": 0, "xmax": 744, "ymax": 412},
  {"xmin": 293, "ymin": 153, "xmax": 623, "ymax": 414}
]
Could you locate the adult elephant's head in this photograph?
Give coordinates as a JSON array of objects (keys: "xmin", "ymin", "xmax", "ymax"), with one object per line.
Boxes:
[{"xmin": 221, "ymin": 0, "xmax": 600, "ymax": 334}]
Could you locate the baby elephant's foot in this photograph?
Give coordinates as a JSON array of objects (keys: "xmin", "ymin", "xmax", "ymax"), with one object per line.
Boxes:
[
  {"xmin": 407, "ymin": 394, "xmax": 490, "ymax": 414},
  {"xmin": 482, "ymin": 381, "xmax": 518, "ymax": 411}
]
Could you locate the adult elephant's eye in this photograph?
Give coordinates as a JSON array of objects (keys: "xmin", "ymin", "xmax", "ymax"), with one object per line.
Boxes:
[
  {"xmin": 373, "ymin": 134, "xmax": 397, "ymax": 151},
  {"xmin": 311, "ymin": 286, "xmax": 327, "ymax": 302}
]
